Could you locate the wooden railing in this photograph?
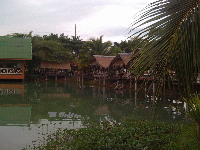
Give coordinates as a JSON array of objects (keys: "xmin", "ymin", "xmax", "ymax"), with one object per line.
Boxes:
[{"xmin": 0, "ymin": 68, "xmax": 22, "ymax": 74}]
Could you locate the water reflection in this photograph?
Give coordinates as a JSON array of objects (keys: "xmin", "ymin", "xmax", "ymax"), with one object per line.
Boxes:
[{"xmin": 0, "ymin": 81, "xmax": 185, "ymax": 149}]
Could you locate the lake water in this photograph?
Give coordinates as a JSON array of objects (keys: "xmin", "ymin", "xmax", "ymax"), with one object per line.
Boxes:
[{"xmin": 0, "ymin": 80, "xmax": 185, "ymax": 149}]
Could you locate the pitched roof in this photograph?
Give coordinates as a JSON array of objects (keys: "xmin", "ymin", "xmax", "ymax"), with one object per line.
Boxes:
[
  {"xmin": 91, "ymin": 55, "xmax": 115, "ymax": 69},
  {"xmin": 118, "ymin": 53, "xmax": 133, "ymax": 65},
  {"xmin": 41, "ymin": 61, "xmax": 71, "ymax": 69},
  {"xmin": 110, "ymin": 53, "xmax": 133, "ymax": 67}
]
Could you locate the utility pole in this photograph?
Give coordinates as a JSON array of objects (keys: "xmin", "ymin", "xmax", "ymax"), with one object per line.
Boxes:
[{"xmin": 75, "ymin": 24, "xmax": 76, "ymax": 39}]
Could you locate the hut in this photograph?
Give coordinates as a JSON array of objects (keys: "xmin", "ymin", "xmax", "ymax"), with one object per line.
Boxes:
[
  {"xmin": 110, "ymin": 53, "xmax": 133, "ymax": 68},
  {"xmin": 109, "ymin": 53, "xmax": 134, "ymax": 78},
  {"xmin": 0, "ymin": 36, "xmax": 32, "ymax": 80},
  {"xmin": 90, "ymin": 55, "xmax": 115, "ymax": 75},
  {"xmin": 88, "ymin": 55, "xmax": 115, "ymax": 85},
  {"xmin": 40, "ymin": 61, "xmax": 71, "ymax": 80}
]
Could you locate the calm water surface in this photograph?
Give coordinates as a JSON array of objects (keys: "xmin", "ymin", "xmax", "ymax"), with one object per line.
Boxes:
[{"xmin": 0, "ymin": 81, "xmax": 185, "ymax": 149}]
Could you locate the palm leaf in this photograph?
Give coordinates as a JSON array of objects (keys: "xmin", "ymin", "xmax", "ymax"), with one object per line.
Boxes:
[{"xmin": 129, "ymin": 0, "xmax": 200, "ymax": 98}]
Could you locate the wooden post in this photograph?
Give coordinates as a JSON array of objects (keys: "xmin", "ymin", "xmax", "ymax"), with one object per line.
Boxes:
[
  {"xmin": 55, "ymin": 74, "xmax": 57, "ymax": 81},
  {"xmin": 45, "ymin": 73, "xmax": 48, "ymax": 80},
  {"xmin": 152, "ymin": 75, "xmax": 156, "ymax": 121},
  {"xmin": 98, "ymin": 86, "xmax": 100, "ymax": 98},
  {"xmin": 135, "ymin": 89, "xmax": 137, "ymax": 107},
  {"xmin": 135, "ymin": 77, "xmax": 137, "ymax": 91},
  {"xmin": 130, "ymin": 77, "xmax": 132, "ymax": 88},
  {"xmin": 184, "ymin": 102, "xmax": 189, "ymax": 123},
  {"xmin": 135, "ymin": 76, "xmax": 137, "ymax": 107},
  {"xmin": 76, "ymin": 75, "xmax": 78, "ymax": 86},
  {"xmin": 153, "ymin": 75, "xmax": 155, "ymax": 106},
  {"xmin": 79, "ymin": 74, "xmax": 81, "ymax": 82},
  {"xmin": 145, "ymin": 82, "xmax": 147, "ymax": 98},
  {"xmin": 64, "ymin": 72, "xmax": 66, "ymax": 81},
  {"xmin": 82, "ymin": 71, "xmax": 83, "ymax": 84},
  {"xmin": 103, "ymin": 73, "xmax": 106, "ymax": 86},
  {"xmin": 103, "ymin": 87, "xmax": 105, "ymax": 100},
  {"xmin": 99, "ymin": 76, "xmax": 100, "ymax": 85}
]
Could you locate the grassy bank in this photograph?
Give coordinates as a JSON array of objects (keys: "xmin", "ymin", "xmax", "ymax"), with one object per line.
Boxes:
[{"xmin": 23, "ymin": 120, "xmax": 200, "ymax": 150}]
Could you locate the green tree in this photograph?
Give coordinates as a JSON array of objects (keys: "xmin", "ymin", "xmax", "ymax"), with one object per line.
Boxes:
[
  {"xmin": 106, "ymin": 46, "xmax": 123, "ymax": 56},
  {"xmin": 129, "ymin": 0, "xmax": 200, "ymax": 99},
  {"xmin": 6, "ymin": 31, "xmax": 33, "ymax": 37},
  {"xmin": 118, "ymin": 38, "xmax": 142, "ymax": 53},
  {"xmin": 68, "ymin": 36, "xmax": 84, "ymax": 56},
  {"xmin": 77, "ymin": 36, "xmax": 112, "ymax": 69},
  {"xmin": 89, "ymin": 36, "xmax": 112, "ymax": 55},
  {"xmin": 43, "ymin": 33, "xmax": 58, "ymax": 41},
  {"xmin": 36, "ymin": 39, "xmax": 74, "ymax": 62},
  {"xmin": 32, "ymin": 33, "xmax": 83, "ymax": 63}
]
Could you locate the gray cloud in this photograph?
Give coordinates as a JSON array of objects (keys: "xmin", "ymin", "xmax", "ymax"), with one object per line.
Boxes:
[
  {"xmin": 0, "ymin": 0, "xmax": 152, "ymax": 41},
  {"xmin": 99, "ymin": 26, "xmax": 129, "ymax": 37},
  {"xmin": 0, "ymin": 0, "xmax": 114, "ymax": 25}
]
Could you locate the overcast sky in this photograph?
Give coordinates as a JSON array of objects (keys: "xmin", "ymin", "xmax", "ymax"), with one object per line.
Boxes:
[{"xmin": 0, "ymin": 0, "xmax": 155, "ymax": 43}]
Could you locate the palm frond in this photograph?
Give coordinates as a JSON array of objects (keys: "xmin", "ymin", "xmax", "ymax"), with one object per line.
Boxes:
[{"xmin": 129, "ymin": 0, "xmax": 200, "ymax": 98}]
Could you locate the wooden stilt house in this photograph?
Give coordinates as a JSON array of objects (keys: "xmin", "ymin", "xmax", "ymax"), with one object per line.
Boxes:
[
  {"xmin": 109, "ymin": 53, "xmax": 134, "ymax": 78},
  {"xmin": 0, "ymin": 36, "xmax": 32, "ymax": 80},
  {"xmin": 89, "ymin": 55, "xmax": 115, "ymax": 77},
  {"xmin": 40, "ymin": 61, "xmax": 71, "ymax": 79}
]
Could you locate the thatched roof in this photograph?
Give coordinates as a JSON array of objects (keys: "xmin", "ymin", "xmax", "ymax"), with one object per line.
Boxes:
[
  {"xmin": 91, "ymin": 55, "xmax": 115, "ymax": 69},
  {"xmin": 110, "ymin": 53, "xmax": 133, "ymax": 67},
  {"xmin": 41, "ymin": 61, "xmax": 71, "ymax": 70},
  {"xmin": 118, "ymin": 53, "xmax": 133, "ymax": 65}
]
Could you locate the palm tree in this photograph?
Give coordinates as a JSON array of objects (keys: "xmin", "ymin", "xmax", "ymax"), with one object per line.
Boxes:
[
  {"xmin": 89, "ymin": 36, "xmax": 112, "ymax": 55},
  {"xmin": 77, "ymin": 36, "xmax": 112, "ymax": 69},
  {"xmin": 129, "ymin": 0, "xmax": 199, "ymax": 99}
]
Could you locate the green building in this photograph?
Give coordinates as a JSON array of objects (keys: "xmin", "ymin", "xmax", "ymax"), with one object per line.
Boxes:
[{"xmin": 0, "ymin": 36, "xmax": 32, "ymax": 80}]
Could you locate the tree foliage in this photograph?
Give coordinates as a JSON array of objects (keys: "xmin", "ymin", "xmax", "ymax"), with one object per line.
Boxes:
[
  {"xmin": 89, "ymin": 36, "xmax": 112, "ymax": 55},
  {"xmin": 32, "ymin": 33, "xmax": 85, "ymax": 64},
  {"xmin": 6, "ymin": 31, "xmax": 33, "ymax": 37},
  {"xmin": 24, "ymin": 120, "xmax": 182, "ymax": 150},
  {"xmin": 77, "ymin": 36, "xmax": 112, "ymax": 69}
]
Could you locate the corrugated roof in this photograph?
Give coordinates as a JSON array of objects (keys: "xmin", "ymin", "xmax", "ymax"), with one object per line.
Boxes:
[
  {"xmin": 92, "ymin": 55, "xmax": 115, "ymax": 69},
  {"xmin": 41, "ymin": 61, "xmax": 71, "ymax": 69},
  {"xmin": 0, "ymin": 36, "xmax": 32, "ymax": 59}
]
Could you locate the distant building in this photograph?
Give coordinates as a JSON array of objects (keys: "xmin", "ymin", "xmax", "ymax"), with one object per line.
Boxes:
[
  {"xmin": 0, "ymin": 36, "xmax": 32, "ymax": 80},
  {"xmin": 110, "ymin": 53, "xmax": 134, "ymax": 70},
  {"xmin": 90, "ymin": 55, "xmax": 116, "ymax": 72},
  {"xmin": 40, "ymin": 61, "xmax": 71, "ymax": 78}
]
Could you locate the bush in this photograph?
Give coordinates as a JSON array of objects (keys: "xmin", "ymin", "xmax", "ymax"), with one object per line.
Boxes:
[{"xmin": 26, "ymin": 120, "xmax": 182, "ymax": 150}]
